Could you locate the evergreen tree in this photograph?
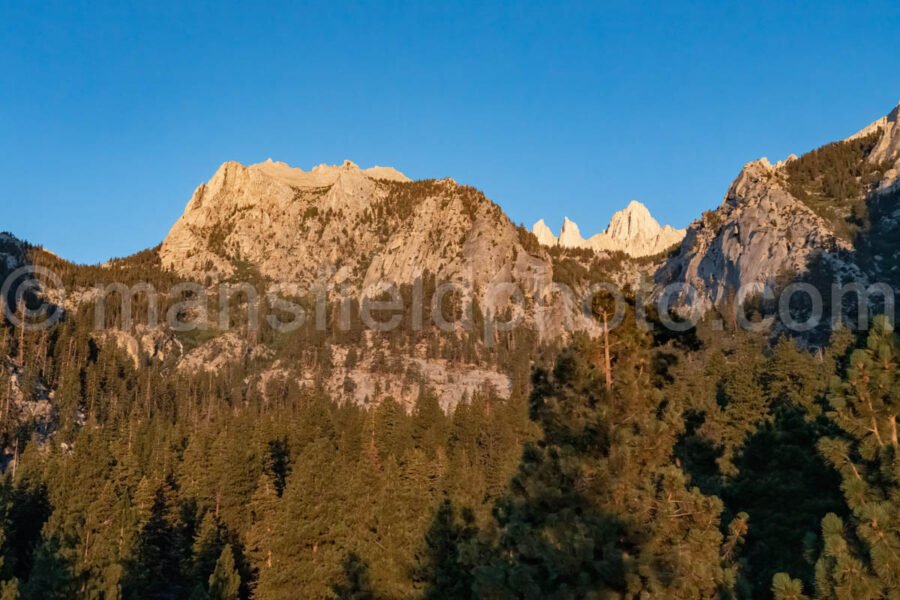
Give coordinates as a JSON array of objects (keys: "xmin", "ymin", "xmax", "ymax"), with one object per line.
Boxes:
[
  {"xmin": 772, "ymin": 572, "xmax": 809, "ymax": 600},
  {"xmin": 191, "ymin": 512, "xmax": 225, "ymax": 591},
  {"xmin": 122, "ymin": 482, "xmax": 188, "ymax": 599},
  {"xmin": 19, "ymin": 537, "xmax": 73, "ymax": 600},
  {"xmin": 207, "ymin": 544, "xmax": 241, "ymax": 600},
  {"xmin": 798, "ymin": 317, "xmax": 900, "ymax": 598},
  {"xmin": 476, "ymin": 331, "xmax": 742, "ymax": 598},
  {"xmin": 416, "ymin": 500, "xmax": 478, "ymax": 600}
]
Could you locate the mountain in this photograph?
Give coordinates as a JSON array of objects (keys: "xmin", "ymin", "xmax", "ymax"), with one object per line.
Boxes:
[
  {"xmin": 531, "ymin": 218, "xmax": 557, "ymax": 247},
  {"xmin": 656, "ymin": 101, "xmax": 900, "ymax": 312},
  {"xmin": 160, "ymin": 159, "xmax": 553, "ymax": 305},
  {"xmin": 531, "ymin": 201, "xmax": 686, "ymax": 257},
  {"xmin": 152, "ymin": 157, "xmax": 609, "ymax": 408}
]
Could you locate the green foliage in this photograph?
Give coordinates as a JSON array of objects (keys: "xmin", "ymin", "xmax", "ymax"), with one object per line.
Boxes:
[
  {"xmin": 208, "ymin": 545, "xmax": 241, "ymax": 600},
  {"xmin": 415, "ymin": 500, "xmax": 478, "ymax": 600},
  {"xmin": 19, "ymin": 537, "xmax": 73, "ymax": 600},
  {"xmin": 471, "ymin": 323, "xmax": 740, "ymax": 598},
  {"xmin": 785, "ymin": 131, "xmax": 888, "ymax": 239},
  {"xmin": 515, "ymin": 225, "xmax": 543, "ymax": 257},
  {"xmin": 772, "ymin": 572, "xmax": 809, "ymax": 600},
  {"xmin": 811, "ymin": 317, "xmax": 900, "ymax": 598}
]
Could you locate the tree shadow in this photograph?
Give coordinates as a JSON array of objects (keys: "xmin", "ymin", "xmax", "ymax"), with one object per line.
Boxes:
[
  {"xmin": 720, "ymin": 405, "xmax": 847, "ymax": 598},
  {"xmin": 330, "ymin": 552, "xmax": 379, "ymax": 600}
]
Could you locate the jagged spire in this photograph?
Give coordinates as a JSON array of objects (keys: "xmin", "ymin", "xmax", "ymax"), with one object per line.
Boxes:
[{"xmin": 530, "ymin": 203, "xmax": 685, "ymax": 257}]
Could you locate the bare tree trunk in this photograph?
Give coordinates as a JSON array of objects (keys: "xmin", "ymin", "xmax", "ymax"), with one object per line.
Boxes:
[
  {"xmin": 16, "ymin": 300, "xmax": 25, "ymax": 366},
  {"xmin": 889, "ymin": 415, "xmax": 898, "ymax": 447},
  {"xmin": 602, "ymin": 311, "xmax": 612, "ymax": 390},
  {"xmin": 3, "ymin": 378, "xmax": 10, "ymax": 425}
]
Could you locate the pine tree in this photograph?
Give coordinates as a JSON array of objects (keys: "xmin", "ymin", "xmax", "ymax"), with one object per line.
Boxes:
[
  {"xmin": 772, "ymin": 572, "xmax": 809, "ymax": 600},
  {"xmin": 19, "ymin": 537, "xmax": 73, "ymax": 600},
  {"xmin": 244, "ymin": 473, "xmax": 280, "ymax": 581},
  {"xmin": 804, "ymin": 317, "xmax": 900, "ymax": 598},
  {"xmin": 207, "ymin": 544, "xmax": 241, "ymax": 600},
  {"xmin": 810, "ymin": 513, "xmax": 882, "ymax": 598},
  {"xmin": 122, "ymin": 481, "xmax": 188, "ymax": 599},
  {"xmin": 476, "ymin": 328, "xmax": 740, "ymax": 598},
  {"xmin": 411, "ymin": 388, "xmax": 447, "ymax": 456},
  {"xmin": 191, "ymin": 511, "xmax": 225, "ymax": 591},
  {"xmin": 416, "ymin": 500, "xmax": 478, "ymax": 599}
]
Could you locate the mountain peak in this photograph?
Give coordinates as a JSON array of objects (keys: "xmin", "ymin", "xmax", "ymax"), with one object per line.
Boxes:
[
  {"xmin": 847, "ymin": 101, "xmax": 900, "ymax": 142},
  {"xmin": 531, "ymin": 219, "xmax": 557, "ymax": 246},
  {"xmin": 532, "ymin": 203, "xmax": 685, "ymax": 257},
  {"xmin": 606, "ymin": 200, "xmax": 661, "ymax": 242},
  {"xmin": 160, "ymin": 158, "xmax": 542, "ymax": 298},
  {"xmin": 244, "ymin": 159, "xmax": 410, "ymax": 188},
  {"xmin": 559, "ymin": 217, "xmax": 585, "ymax": 248},
  {"xmin": 625, "ymin": 199, "xmax": 647, "ymax": 211},
  {"xmin": 846, "ymin": 101, "xmax": 900, "ymax": 187}
]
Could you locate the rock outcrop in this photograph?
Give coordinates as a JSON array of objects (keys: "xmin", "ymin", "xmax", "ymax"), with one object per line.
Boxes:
[
  {"xmin": 654, "ymin": 158, "xmax": 858, "ymax": 310},
  {"xmin": 98, "ymin": 325, "xmax": 183, "ymax": 368},
  {"xmin": 532, "ymin": 201, "xmax": 686, "ymax": 257},
  {"xmin": 159, "ymin": 159, "xmax": 581, "ymax": 337},
  {"xmin": 558, "ymin": 217, "xmax": 585, "ymax": 249},
  {"xmin": 656, "ymin": 102, "xmax": 900, "ymax": 311},
  {"xmin": 160, "ymin": 159, "xmax": 548, "ymax": 293},
  {"xmin": 531, "ymin": 219, "xmax": 557, "ymax": 246},
  {"xmin": 849, "ymin": 100, "xmax": 900, "ymax": 190}
]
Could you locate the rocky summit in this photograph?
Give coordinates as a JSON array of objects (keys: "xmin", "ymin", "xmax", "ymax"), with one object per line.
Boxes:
[
  {"xmin": 160, "ymin": 158, "xmax": 550, "ymax": 296},
  {"xmin": 156, "ymin": 158, "xmax": 599, "ymax": 338},
  {"xmin": 532, "ymin": 200, "xmax": 686, "ymax": 257}
]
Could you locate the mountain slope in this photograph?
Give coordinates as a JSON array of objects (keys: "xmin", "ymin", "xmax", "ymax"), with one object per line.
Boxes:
[
  {"xmin": 157, "ymin": 159, "xmax": 611, "ymax": 348},
  {"xmin": 656, "ymin": 102, "xmax": 900, "ymax": 311}
]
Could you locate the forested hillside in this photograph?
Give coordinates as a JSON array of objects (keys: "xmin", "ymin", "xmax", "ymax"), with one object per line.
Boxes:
[{"xmin": 0, "ymin": 253, "xmax": 897, "ymax": 598}]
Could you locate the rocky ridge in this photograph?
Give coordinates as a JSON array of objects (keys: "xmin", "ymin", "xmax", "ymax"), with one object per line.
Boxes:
[
  {"xmin": 656, "ymin": 101, "xmax": 900, "ymax": 311},
  {"xmin": 848, "ymin": 101, "xmax": 900, "ymax": 189},
  {"xmin": 159, "ymin": 158, "xmax": 602, "ymax": 341},
  {"xmin": 655, "ymin": 158, "xmax": 858, "ymax": 310},
  {"xmin": 532, "ymin": 201, "xmax": 686, "ymax": 257}
]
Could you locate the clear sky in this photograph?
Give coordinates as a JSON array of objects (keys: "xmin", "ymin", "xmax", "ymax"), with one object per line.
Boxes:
[{"xmin": 2, "ymin": 1, "xmax": 898, "ymax": 264}]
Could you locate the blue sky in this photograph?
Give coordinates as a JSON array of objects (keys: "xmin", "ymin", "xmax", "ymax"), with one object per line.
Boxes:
[{"xmin": 2, "ymin": 1, "xmax": 898, "ymax": 264}]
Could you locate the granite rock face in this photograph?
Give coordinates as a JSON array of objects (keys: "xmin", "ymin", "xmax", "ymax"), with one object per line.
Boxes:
[
  {"xmin": 531, "ymin": 219, "xmax": 558, "ymax": 247},
  {"xmin": 532, "ymin": 201, "xmax": 686, "ymax": 257},
  {"xmin": 654, "ymin": 158, "xmax": 857, "ymax": 310},
  {"xmin": 655, "ymin": 102, "xmax": 900, "ymax": 311},
  {"xmin": 849, "ymin": 100, "xmax": 900, "ymax": 190},
  {"xmin": 0, "ymin": 233, "xmax": 25, "ymax": 273},
  {"xmin": 161, "ymin": 160, "xmax": 546, "ymax": 291},
  {"xmin": 158, "ymin": 159, "xmax": 594, "ymax": 338}
]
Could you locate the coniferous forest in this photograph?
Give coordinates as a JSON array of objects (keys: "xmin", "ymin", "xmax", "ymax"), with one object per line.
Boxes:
[{"xmin": 0, "ymin": 245, "xmax": 897, "ymax": 600}]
